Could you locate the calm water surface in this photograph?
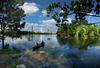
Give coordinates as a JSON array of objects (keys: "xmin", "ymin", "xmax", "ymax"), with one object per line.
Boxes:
[{"xmin": 0, "ymin": 35, "xmax": 100, "ymax": 68}]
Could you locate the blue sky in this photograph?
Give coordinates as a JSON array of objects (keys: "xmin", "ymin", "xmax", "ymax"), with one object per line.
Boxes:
[{"xmin": 21, "ymin": 0, "xmax": 100, "ymax": 24}]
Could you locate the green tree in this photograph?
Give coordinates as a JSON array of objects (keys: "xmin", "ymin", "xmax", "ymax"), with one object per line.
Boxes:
[
  {"xmin": 0, "ymin": 0, "xmax": 25, "ymax": 49},
  {"xmin": 46, "ymin": 0, "xmax": 100, "ymax": 24},
  {"xmin": 46, "ymin": 0, "xmax": 100, "ymax": 38},
  {"xmin": 46, "ymin": 2, "xmax": 70, "ymax": 27},
  {"xmin": 71, "ymin": 0, "xmax": 94, "ymax": 21}
]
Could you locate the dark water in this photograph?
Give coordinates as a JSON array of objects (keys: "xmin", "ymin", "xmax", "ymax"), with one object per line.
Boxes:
[{"xmin": 0, "ymin": 35, "xmax": 100, "ymax": 68}]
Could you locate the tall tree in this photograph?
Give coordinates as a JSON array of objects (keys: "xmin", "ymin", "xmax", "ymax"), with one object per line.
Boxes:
[
  {"xmin": 46, "ymin": 0, "xmax": 100, "ymax": 25},
  {"xmin": 0, "ymin": 0, "xmax": 25, "ymax": 49}
]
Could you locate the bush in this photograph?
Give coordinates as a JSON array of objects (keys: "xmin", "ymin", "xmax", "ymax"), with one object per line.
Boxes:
[{"xmin": 57, "ymin": 23, "xmax": 100, "ymax": 39}]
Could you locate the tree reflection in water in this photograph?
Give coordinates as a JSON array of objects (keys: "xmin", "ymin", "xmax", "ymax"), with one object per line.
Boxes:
[{"xmin": 57, "ymin": 36, "xmax": 100, "ymax": 50}]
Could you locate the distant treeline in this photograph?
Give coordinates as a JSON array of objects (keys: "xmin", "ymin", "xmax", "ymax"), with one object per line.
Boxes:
[{"xmin": 0, "ymin": 31, "xmax": 56, "ymax": 36}]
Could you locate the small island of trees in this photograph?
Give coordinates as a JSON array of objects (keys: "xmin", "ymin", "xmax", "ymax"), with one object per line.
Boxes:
[{"xmin": 46, "ymin": 0, "xmax": 100, "ymax": 40}]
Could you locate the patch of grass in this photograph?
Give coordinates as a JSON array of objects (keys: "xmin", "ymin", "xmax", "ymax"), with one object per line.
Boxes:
[
  {"xmin": 0, "ymin": 44, "xmax": 20, "ymax": 68},
  {"xmin": 8, "ymin": 63, "xmax": 16, "ymax": 68},
  {"xmin": 0, "ymin": 48, "xmax": 19, "ymax": 55},
  {"xmin": 0, "ymin": 44, "xmax": 20, "ymax": 55}
]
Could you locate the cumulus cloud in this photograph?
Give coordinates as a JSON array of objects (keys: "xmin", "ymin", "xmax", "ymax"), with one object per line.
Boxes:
[
  {"xmin": 20, "ymin": 2, "xmax": 39, "ymax": 14},
  {"xmin": 22, "ymin": 19, "xmax": 58, "ymax": 33},
  {"xmin": 40, "ymin": 19, "xmax": 58, "ymax": 33},
  {"xmin": 22, "ymin": 18, "xmax": 72, "ymax": 33},
  {"xmin": 42, "ymin": 10, "xmax": 48, "ymax": 16},
  {"xmin": 42, "ymin": 19, "xmax": 56, "ymax": 25}
]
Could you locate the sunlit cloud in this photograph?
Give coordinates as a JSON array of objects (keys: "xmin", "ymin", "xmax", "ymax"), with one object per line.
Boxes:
[
  {"xmin": 41, "ymin": 19, "xmax": 56, "ymax": 25},
  {"xmin": 42, "ymin": 10, "xmax": 48, "ymax": 16},
  {"xmin": 22, "ymin": 19, "xmax": 58, "ymax": 33},
  {"xmin": 40, "ymin": 19, "xmax": 58, "ymax": 33},
  {"xmin": 22, "ymin": 18, "xmax": 72, "ymax": 33},
  {"xmin": 20, "ymin": 2, "xmax": 39, "ymax": 14}
]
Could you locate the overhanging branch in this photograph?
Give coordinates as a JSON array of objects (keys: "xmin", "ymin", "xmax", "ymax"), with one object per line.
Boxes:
[
  {"xmin": 68, "ymin": 11, "xmax": 100, "ymax": 17},
  {"xmin": 78, "ymin": 12, "xmax": 100, "ymax": 17}
]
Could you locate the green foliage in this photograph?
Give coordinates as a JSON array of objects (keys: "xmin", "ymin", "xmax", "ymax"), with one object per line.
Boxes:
[
  {"xmin": 0, "ymin": 0, "xmax": 25, "ymax": 48},
  {"xmin": 0, "ymin": 44, "xmax": 20, "ymax": 68},
  {"xmin": 46, "ymin": 1, "xmax": 100, "ymax": 39},
  {"xmin": 0, "ymin": 0, "xmax": 25, "ymax": 30},
  {"xmin": 57, "ymin": 20, "xmax": 100, "ymax": 39},
  {"xmin": 46, "ymin": 0, "xmax": 100, "ymax": 24},
  {"xmin": 0, "ymin": 44, "xmax": 20, "ymax": 54},
  {"xmin": 8, "ymin": 63, "xmax": 16, "ymax": 68},
  {"xmin": 46, "ymin": 2, "xmax": 69, "ymax": 26},
  {"xmin": 71, "ymin": 0, "xmax": 94, "ymax": 20}
]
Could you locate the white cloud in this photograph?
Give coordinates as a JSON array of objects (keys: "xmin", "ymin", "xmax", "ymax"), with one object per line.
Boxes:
[
  {"xmin": 66, "ymin": 18, "xmax": 72, "ymax": 24},
  {"xmin": 42, "ymin": 10, "xmax": 48, "ymax": 16},
  {"xmin": 22, "ymin": 18, "xmax": 72, "ymax": 33},
  {"xmin": 42, "ymin": 19, "xmax": 56, "ymax": 25},
  {"xmin": 40, "ymin": 19, "xmax": 58, "ymax": 33},
  {"xmin": 21, "ymin": 19, "xmax": 58, "ymax": 33},
  {"xmin": 60, "ymin": 10, "xmax": 64, "ymax": 13},
  {"xmin": 20, "ymin": 2, "xmax": 39, "ymax": 14}
]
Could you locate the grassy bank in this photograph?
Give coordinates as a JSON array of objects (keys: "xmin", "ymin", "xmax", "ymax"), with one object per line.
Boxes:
[{"xmin": 0, "ymin": 44, "xmax": 20, "ymax": 68}]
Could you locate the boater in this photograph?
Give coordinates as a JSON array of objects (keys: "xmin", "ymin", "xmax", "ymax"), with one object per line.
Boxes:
[{"xmin": 33, "ymin": 41, "xmax": 45, "ymax": 51}]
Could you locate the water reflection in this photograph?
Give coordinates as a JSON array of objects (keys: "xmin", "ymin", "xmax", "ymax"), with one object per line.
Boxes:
[
  {"xmin": 0, "ymin": 35, "xmax": 100, "ymax": 68},
  {"xmin": 57, "ymin": 36, "xmax": 100, "ymax": 50}
]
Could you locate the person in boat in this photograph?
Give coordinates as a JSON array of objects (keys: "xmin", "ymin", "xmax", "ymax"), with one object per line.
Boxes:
[
  {"xmin": 36, "ymin": 42, "xmax": 39, "ymax": 46},
  {"xmin": 41, "ymin": 40, "xmax": 45, "ymax": 47},
  {"xmin": 33, "ymin": 41, "xmax": 45, "ymax": 51}
]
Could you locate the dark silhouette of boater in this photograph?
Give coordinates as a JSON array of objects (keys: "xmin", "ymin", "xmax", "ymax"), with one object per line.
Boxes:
[{"xmin": 33, "ymin": 41, "xmax": 45, "ymax": 51}]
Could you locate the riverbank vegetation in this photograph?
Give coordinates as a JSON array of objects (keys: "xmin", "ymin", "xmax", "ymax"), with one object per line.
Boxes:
[
  {"xmin": 0, "ymin": 44, "xmax": 20, "ymax": 68},
  {"xmin": 0, "ymin": 0, "xmax": 25, "ymax": 49},
  {"xmin": 0, "ymin": 31, "xmax": 56, "ymax": 37},
  {"xmin": 57, "ymin": 20, "xmax": 100, "ymax": 39},
  {"xmin": 46, "ymin": 0, "xmax": 100, "ymax": 40}
]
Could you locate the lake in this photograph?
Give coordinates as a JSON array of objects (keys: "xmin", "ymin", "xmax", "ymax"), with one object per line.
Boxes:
[{"xmin": 0, "ymin": 35, "xmax": 100, "ymax": 68}]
